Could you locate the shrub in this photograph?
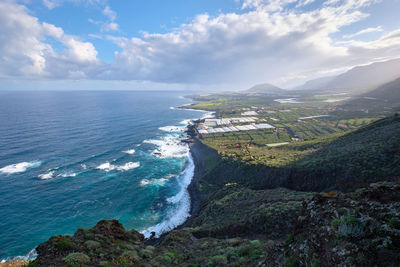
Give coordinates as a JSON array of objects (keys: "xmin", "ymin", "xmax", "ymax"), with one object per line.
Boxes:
[
  {"xmin": 54, "ymin": 238, "xmax": 77, "ymax": 251},
  {"xmin": 331, "ymin": 218, "xmax": 340, "ymax": 227},
  {"xmin": 338, "ymin": 207, "xmax": 347, "ymax": 215},
  {"xmin": 84, "ymin": 240, "xmax": 100, "ymax": 250},
  {"xmin": 284, "ymin": 257, "xmax": 298, "ymax": 267},
  {"xmin": 284, "ymin": 234, "xmax": 294, "ymax": 245},
  {"xmin": 338, "ymin": 216, "xmax": 364, "ymax": 238},
  {"xmin": 140, "ymin": 246, "xmax": 155, "ymax": 258},
  {"xmin": 209, "ymin": 255, "xmax": 227, "ymax": 266},
  {"xmin": 63, "ymin": 252, "xmax": 90, "ymax": 267},
  {"xmin": 388, "ymin": 217, "xmax": 400, "ymax": 229},
  {"xmin": 238, "ymin": 245, "xmax": 251, "ymax": 257},
  {"xmin": 121, "ymin": 250, "xmax": 140, "ymax": 261},
  {"xmin": 27, "ymin": 259, "xmax": 38, "ymax": 267}
]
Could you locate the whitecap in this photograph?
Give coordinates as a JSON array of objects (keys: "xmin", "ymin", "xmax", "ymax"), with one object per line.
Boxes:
[
  {"xmin": 123, "ymin": 149, "xmax": 136, "ymax": 155},
  {"xmin": 142, "ymin": 154, "xmax": 195, "ymax": 238},
  {"xmin": 139, "ymin": 178, "xmax": 168, "ymax": 187},
  {"xmin": 58, "ymin": 172, "xmax": 77, "ymax": 178},
  {"xmin": 0, "ymin": 161, "xmax": 41, "ymax": 174},
  {"xmin": 38, "ymin": 171, "xmax": 55, "ymax": 180},
  {"xmin": 80, "ymin": 164, "xmax": 87, "ymax": 170},
  {"xmin": 159, "ymin": 125, "xmax": 186, "ymax": 132},
  {"xmin": 143, "ymin": 134, "xmax": 189, "ymax": 159},
  {"xmin": 96, "ymin": 162, "xmax": 140, "ymax": 172},
  {"xmin": 1, "ymin": 248, "xmax": 37, "ymax": 262}
]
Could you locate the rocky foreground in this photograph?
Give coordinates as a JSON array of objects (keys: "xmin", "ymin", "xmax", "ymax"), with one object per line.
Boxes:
[{"xmin": 25, "ymin": 181, "xmax": 400, "ymax": 266}]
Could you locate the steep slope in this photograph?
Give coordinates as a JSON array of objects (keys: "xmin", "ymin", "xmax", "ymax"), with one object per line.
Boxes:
[
  {"xmin": 364, "ymin": 77, "xmax": 400, "ymax": 103},
  {"xmin": 293, "ymin": 76, "xmax": 334, "ymax": 91},
  {"xmin": 294, "ymin": 58, "xmax": 400, "ymax": 94},
  {"xmin": 194, "ymin": 116, "xmax": 400, "ymax": 193},
  {"xmin": 284, "ymin": 115, "xmax": 400, "ymax": 191}
]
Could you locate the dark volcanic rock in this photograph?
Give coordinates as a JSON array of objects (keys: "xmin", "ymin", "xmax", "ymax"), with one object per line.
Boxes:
[{"xmin": 276, "ymin": 182, "xmax": 400, "ymax": 267}]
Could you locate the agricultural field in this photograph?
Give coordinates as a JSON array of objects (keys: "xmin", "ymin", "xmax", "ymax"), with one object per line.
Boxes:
[{"xmin": 187, "ymin": 90, "xmax": 394, "ymax": 167}]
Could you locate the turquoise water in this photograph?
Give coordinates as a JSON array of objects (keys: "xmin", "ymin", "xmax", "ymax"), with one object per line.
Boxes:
[{"xmin": 0, "ymin": 91, "xmax": 208, "ymax": 260}]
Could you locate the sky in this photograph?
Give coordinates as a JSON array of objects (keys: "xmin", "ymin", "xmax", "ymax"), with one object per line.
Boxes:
[{"xmin": 0, "ymin": 0, "xmax": 400, "ymax": 91}]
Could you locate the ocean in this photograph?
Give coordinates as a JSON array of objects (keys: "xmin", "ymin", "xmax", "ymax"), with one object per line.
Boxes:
[{"xmin": 0, "ymin": 90, "xmax": 209, "ymax": 261}]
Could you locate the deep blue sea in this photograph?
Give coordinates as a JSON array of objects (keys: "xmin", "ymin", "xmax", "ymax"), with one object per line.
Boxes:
[{"xmin": 0, "ymin": 91, "xmax": 209, "ymax": 261}]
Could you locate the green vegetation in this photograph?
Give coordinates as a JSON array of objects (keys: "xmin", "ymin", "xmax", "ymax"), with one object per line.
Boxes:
[{"xmin": 63, "ymin": 253, "xmax": 90, "ymax": 267}]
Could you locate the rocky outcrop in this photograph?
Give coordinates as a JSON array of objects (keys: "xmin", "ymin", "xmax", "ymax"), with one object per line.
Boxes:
[
  {"xmin": 31, "ymin": 220, "xmax": 148, "ymax": 267},
  {"xmin": 277, "ymin": 182, "xmax": 400, "ymax": 266}
]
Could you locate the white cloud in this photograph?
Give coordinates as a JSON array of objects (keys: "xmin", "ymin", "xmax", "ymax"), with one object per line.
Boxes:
[
  {"xmin": 0, "ymin": 1, "xmax": 100, "ymax": 79},
  {"xmin": 343, "ymin": 26, "xmax": 383, "ymax": 38},
  {"xmin": 104, "ymin": 0, "xmax": 400, "ymax": 86},
  {"xmin": 102, "ymin": 5, "xmax": 116, "ymax": 21},
  {"xmin": 93, "ymin": 5, "xmax": 120, "ymax": 32},
  {"xmin": 2, "ymin": 0, "xmax": 400, "ymax": 88}
]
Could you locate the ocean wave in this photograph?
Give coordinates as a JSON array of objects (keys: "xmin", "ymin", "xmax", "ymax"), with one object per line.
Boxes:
[
  {"xmin": 139, "ymin": 178, "xmax": 168, "ymax": 187},
  {"xmin": 96, "ymin": 162, "xmax": 140, "ymax": 172},
  {"xmin": 38, "ymin": 171, "xmax": 55, "ymax": 180},
  {"xmin": 159, "ymin": 125, "xmax": 186, "ymax": 132},
  {"xmin": 122, "ymin": 149, "xmax": 136, "ymax": 155},
  {"xmin": 142, "ymin": 153, "xmax": 195, "ymax": 238},
  {"xmin": 0, "ymin": 161, "xmax": 41, "ymax": 174},
  {"xmin": 143, "ymin": 134, "xmax": 189, "ymax": 159},
  {"xmin": 58, "ymin": 172, "xmax": 77, "ymax": 178},
  {"xmin": 0, "ymin": 248, "xmax": 37, "ymax": 262}
]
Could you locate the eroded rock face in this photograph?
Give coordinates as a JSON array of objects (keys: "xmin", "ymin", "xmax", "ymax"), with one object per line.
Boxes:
[{"xmin": 280, "ymin": 182, "xmax": 400, "ymax": 267}]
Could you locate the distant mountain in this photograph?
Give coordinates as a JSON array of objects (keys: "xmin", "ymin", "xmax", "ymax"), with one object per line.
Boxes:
[
  {"xmin": 242, "ymin": 83, "xmax": 286, "ymax": 95},
  {"xmin": 364, "ymin": 77, "xmax": 400, "ymax": 103},
  {"xmin": 293, "ymin": 76, "xmax": 334, "ymax": 91},
  {"xmin": 294, "ymin": 58, "xmax": 400, "ymax": 94}
]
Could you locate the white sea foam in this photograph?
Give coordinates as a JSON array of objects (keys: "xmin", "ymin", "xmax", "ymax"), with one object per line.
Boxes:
[
  {"xmin": 1, "ymin": 248, "xmax": 37, "ymax": 262},
  {"xmin": 81, "ymin": 164, "xmax": 87, "ymax": 170},
  {"xmin": 96, "ymin": 162, "xmax": 140, "ymax": 172},
  {"xmin": 58, "ymin": 172, "xmax": 77, "ymax": 178},
  {"xmin": 143, "ymin": 134, "xmax": 189, "ymax": 159},
  {"xmin": 142, "ymin": 153, "xmax": 195, "ymax": 238},
  {"xmin": 0, "ymin": 161, "xmax": 41, "ymax": 174},
  {"xmin": 123, "ymin": 149, "xmax": 136, "ymax": 155},
  {"xmin": 140, "ymin": 178, "xmax": 168, "ymax": 187},
  {"xmin": 38, "ymin": 171, "xmax": 55, "ymax": 180},
  {"xmin": 159, "ymin": 125, "xmax": 186, "ymax": 132}
]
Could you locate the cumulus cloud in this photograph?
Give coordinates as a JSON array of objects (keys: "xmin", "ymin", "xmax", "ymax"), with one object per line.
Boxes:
[
  {"xmin": 0, "ymin": 1, "xmax": 100, "ymax": 79},
  {"xmin": 2, "ymin": 0, "xmax": 400, "ymax": 88},
  {"xmin": 104, "ymin": 0, "xmax": 400, "ymax": 86}
]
